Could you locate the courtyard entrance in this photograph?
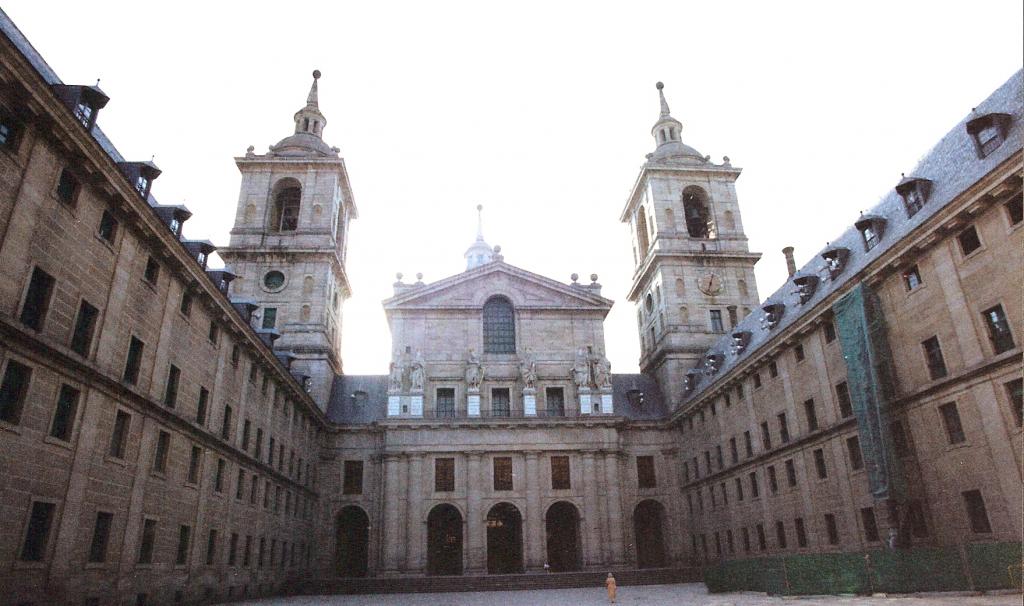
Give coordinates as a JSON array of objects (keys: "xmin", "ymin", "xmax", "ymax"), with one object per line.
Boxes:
[
  {"xmin": 634, "ymin": 499, "xmax": 666, "ymax": 568},
  {"xmin": 335, "ymin": 506, "xmax": 369, "ymax": 577},
  {"xmin": 427, "ymin": 504, "xmax": 464, "ymax": 575},
  {"xmin": 545, "ymin": 501, "xmax": 581, "ymax": 571},
  {"xmin": 486, "ymin": 502, "xmax": 523, "ymax": 574}
]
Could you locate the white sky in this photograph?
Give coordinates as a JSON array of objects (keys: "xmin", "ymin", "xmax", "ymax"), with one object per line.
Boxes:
[{"xmin": 6, "ymin": 1, "xmax": 1021, "ymax": 374}]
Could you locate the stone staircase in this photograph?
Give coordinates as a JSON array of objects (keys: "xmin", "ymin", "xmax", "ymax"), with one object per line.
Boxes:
[{"xmin": 298, "ymin": 567, "xmax": 702, "ymax": 595}]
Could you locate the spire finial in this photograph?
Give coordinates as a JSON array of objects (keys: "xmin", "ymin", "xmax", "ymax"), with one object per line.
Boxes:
[
  {"xmin": 306, "ymin": 70, "xmax": 321, "ymax": 107},
  {"xmin": 656, "ymin": 81, "xmax": 671, "ymax": 117},
  {"xmin": 476, "ymin": 204, "xmax": 484, "ymax": 240}
]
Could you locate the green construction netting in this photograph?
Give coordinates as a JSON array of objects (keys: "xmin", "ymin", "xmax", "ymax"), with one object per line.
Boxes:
[
  {"xmin": 966, "ymin": 542, "xmax": 1023, "ymax": 590},
  {"xmin": 868, "ymin": 547, "xmax": 968, "ymax": 593},
  {"xmin": 783, "ymin": 552, "xmax": 869, "ymax": 595},
  {"xmin": 832, "ymin": 283, "xmax": 905, "ymax": 504}
]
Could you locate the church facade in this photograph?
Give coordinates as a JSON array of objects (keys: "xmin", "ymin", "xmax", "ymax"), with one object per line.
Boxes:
[{"xmin": 0, "ymin": 7, "xmax": 1021, "ymax": 605}]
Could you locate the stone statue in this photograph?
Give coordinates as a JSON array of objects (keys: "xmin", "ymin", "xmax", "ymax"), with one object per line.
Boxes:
[
  {"xmin": 592, "ymin": 350, "xmax": 612, "ymax": 390},
  {"xmin": 572, "ymin": 347, "xmax": 592, "ymax": 388},
  {"xmin": 519, "ymin": 353, "xmax": 537, "ymax": 388},
  {"xmin": 465, "ymin": 349, "xmax": 484, "ymax": 389},
  {"xmin": 408, "ymin": 351, "xmax": 426, "ymax": 391},
  {"xmin": 388, "ymin": 357, "xmax": 404, "ymax": 391}
]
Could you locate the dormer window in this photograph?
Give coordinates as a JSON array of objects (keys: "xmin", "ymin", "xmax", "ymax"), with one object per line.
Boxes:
[
  {"xmin": 761, "ymin": 302, "xmax": 785, "ymax": 330},
  {"xmin": 703, "ymin": 353, "xmax": 725, "ymax": 376},
  {"xmin": 821, "ymin": 246, "xmax": 849, "ymax": 280},
  {"xmin": 966, "ymin": 113, "xmax": 1011, "ymax": 158},
  {"xmin": 73, "ymin": 100, "xmax": 94, "ymax": 129},
  {"xmin": 895, "ymin": 176, "xmax": 932, "ymax": 218},
  {"xmin": 731, "ymin": 330, "xmax": 751, "ymax": 356},
  {"xmin": 684, "ymin": 370, "xmax": 701, "ymax": 393},
  {"xmin": 135, "ymin": 175, "xmax": 149, "ymax": 196},
  {"xmin": 0, "ymin": 109, "xmax": 22, "ymax": 150},
  {"xmin": 169, "ymin": 217, "xmax": 181, "ymax": 236},
  {"xmin": 855, "ymin": 215, "xmax": 886, "ymax": 252},
  {"xmin": 792, "ymin": 274, "xmax": 819, "ymax": 305},
  {"xmin": 118, "ymin": 161, "xmax": 161, "ymax": 200},
  {"xmin": 196, "ymin": 251, "xmax": 208, "ymax": 268}
]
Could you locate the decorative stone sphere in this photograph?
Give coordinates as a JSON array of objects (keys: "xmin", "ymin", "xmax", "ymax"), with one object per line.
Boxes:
[
  {"xmin": 590, "ymin": 273, "xmax": 598, "ymax": 282},
  {"xmin": 570, "ymin": 273, "xmax": 579, "ymax": 282},
  {"xmin": 312, "ymin": 69, "xmax": 321, "ymax": 79},
  {"xmin": 656, "ymin": 81, "xmax": 664, "ymax": 90},
  {"xmin": 416, "ymin": 272, "xmax": 423, "ymax": 281},
  {"xmin": 494, "ymin": 245, "xmax": 501, "ymax": 254},
  {"xmin": 395, "ymin": 272, "xmax": 403, "ymax": 281}
]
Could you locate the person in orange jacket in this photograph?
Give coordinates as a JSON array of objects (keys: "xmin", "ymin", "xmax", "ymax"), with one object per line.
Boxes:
[{"xmin": 605, "ymin": 572, "xmax": 617, "ymax": 603}]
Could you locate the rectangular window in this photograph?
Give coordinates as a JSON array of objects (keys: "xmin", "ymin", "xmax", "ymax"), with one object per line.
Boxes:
[
  {"xmin": 891, "ymin": 420, "xmax": 910, "ymax": 456},
  {"xmin": 20, "ymin": 501, "xmax": 56, "ymax": 561},
  {"xmin": 710, "ymin": 309, "xmax": 724, "ymax": 333},
  {"xmin": 143, "ymin": 256, "xmax": 160, "ymax": 284},
  {"xmin": 70, "ymin": 300, "xmax": 99, "ymax": 356},
  {"xmin": 813, "ymin": 448, "xmax": 828, "ymax": 479},
  {"xmin": 741, "ymin": 527, "xmax": 751, "ymax": 553},
  {"xmin": 229, "ymin": 532, "xmax": 239, "ymax": 566},
  {"xmin": 982, "ymin": 304, "xmax": 1015, "ymax": 354},
  {"xmin": 907, "ymin": 500, "xmax": 929, "ymax": 538},
  {"xmin": 729, "ymin": 437, "xmax": 738, "ymax": 464},
  {"xmin": 250, "ymin": 474, "xmax": 259, "ymax": 505},
  {"xmin": 196, "ymin": 387, "xmax": 209, "ymax": 426},
  {"xmin": 262, "ymin": 308, "xmax": 277, "ymax": 330},
  {"xmin": 249, "ymin": 362, "xmax": 258, "ymax": 383},
  {"xmin": 255, "ymin": 428, "xmax": 263, "ymax": 458},
  {"xmin": 343, "ymin": 460, "xmax": 363, "ymax": 495},
  {"xmin": 206, "ymin": 529, "xmax": 217, "ymax": 565},
  {"xmin": 715, "ymin": 445, "xmax": 723, "ymax": 469},
  {"xmin": 760, "ymin": 421, "xmax": 772, "ymax": 451},
  {"xmin": 683, "ymin": 462, "xmax": 690, "ymax": 483},
  {"xmin": 1005, "ymin": 379, "xmax": 1023, "ymax": 427},
  {"xmin": 795, "ymin": 517, "xmax": 808, "ymax": 548},
  {"xmin": 861, "ymin": 507, "xmax": 879, "ymax": 542},
  {"xmin": 109, "ymin": 410, "xmax": 130, "ymax": 459},
  {"xmin": 939, "ymin": 402, "xmax": 966, "ymax": 444},
  {"xmin": 123, "ymin": 336, "xmax": 144, "ymax": 384},
  {"xmin": 846, "ymin": 436, "xmax": 863, "ymax": 470},
  {"xmin": 703, "ymin": 450, "xmax": 711, "ymax": 475},
  {"xmin": 957, "ymin": 225, "xmax": 982, "ymax": 256},
  {"xmin": 179, "ymin": 291, "xmax": 193, "ymax": 316},
  {"xmin": 551, "ymin": 455, "xmax": 570, "ymax": 489},
  {"xmin": 491, "ymin": 388, "xmax": 510, "ymax": 417},
  {"xmin": 88, "ymin": 511, "xmax": 113, "ymax": 563},
  {"xmin": 546, "ymin": 387, "xmax": 565, "ymax": 417},
  {"xmin": 435, "ymin": 388, "xmax": 455, "ymax": 417},
  {"xmin": 98, "ymin": 210, "xmax": 118, "ymax": 243},
  {"xmin": 735, "ymin": 477, "xmax": 744, "ymax": 501},
  {"xmin": 236, "ymin": 469, "xmax": 245, "ymax": 500},
  {"xmin": 188, "ymin": 446, "xmax": 202, "ymax": 484},
  {"xmin": 902, "ymin": 265, "xmax": 922, "ymax": 291},
  {"xmin": 727, "ymin": 529, "xmax": 734, "ymax": 554},
  {"xmin": 744, "ymin": 431, "xmax": 753, "ymax": 458},
  {"xmin": 775, "ymin": 521, "xmax": 787, "ymax": 549},
  {"xmin": 269, "ymin": 437, "xmax": 276, "ymax": 465},
  {"xmin": 48, "ymin": 384, "xmax": 80, "ymax": 441},
  {"xmin": 1006, "ymin": 195, "xmax": 1023, "ymax": 225},
  {"xmin": 785, "ymin": 459, "xmax": 797, "ymax": 487},
  {"xmin": 243, "ymin": 535, "xmax": 252, "ymax": 567},
  {"xmin": 435, "ymin": 457, "xmax": 455, "ymax": 492},
  {"xmin": 493, "ymin": 456, "xmax": 513, "ymax": 491},
  {"xmin": 241, "ymin": 419, "xmax": 251, "ymax": 451},
  {"xmin": 163, "ymin": 365, "xmax": 180, "ymax": 408},
  {"xmin": 756, "ymin": 524, "xmax": 767, "ymax": 552},
  {"xmin": 824, "ymin": 317, "xmax": 837, "ymax": 343},
  {"xmin": 0, "ymin": 111, "xmax": 20, "ymax": 148},
  {"xmin": 138, "ymin": 519, "xmax": 157, "ymax": 564},
  {"xmin": 767, "ymin": 465, "xmax": 778, "ymax": 494},
  {"xmin": 176, "ymin": 525, "xmax": 191, "ymax": 565},
  {"xmin": 825, "ymin": 513, "xmax": 839, "ymax": 545},
  {"xmin": 922, "ymin": 336, "xmax": 948, "ymax": 380},
  {"xmin": 20, "ymin": 267, "xmax": 55, "ymax": 331},
  {"xmin": 836, "ymin": 381, "xmax": 853, "ymax": 418},
  {"xmin": 803, "ymin": 399, "xmax": 818, "ymax": 431},
  {"xmin": 214, "ymin": 459, "xmax": 225, "ymax": 493},
  {"xmin": 56, "ymin": 168, "xmax": 80, "ymax": 205},
  {"xmin": 753, "ymin": 372, "xmax": 762, "ymax": 389},
  {"xmin": 768, "ymin": 360, "xmax": 778, "ymax": 378},
  {"xmin": 794, "ymin": 343, "xmax": 805, "ymax": 362},
  {"xmin": 258, "ymin": 537, "xmax": 265, "ymax": 568},
  {"xmin": 778, "ymin": 412, "xmax": 790, "ymax": 443},
  {"xmin": 153, "ymin": 431, "xmax": 170, "ymax": 473},
  {"xmin": 720, "ymin": 481, "xmax": 729, "ymax": 505},
  {"xmin": 637, "ymin": 455, "xmax": 656, "ymax": 488},
  {"xmin": 221, "ymin": 405, "xmax": 232, "ymax": 440},
  {"xmin": 749, "ymin": 471, "xmax": 760, "ymax": 498},
  {"xmin": 208, "ymin": 321, "xmax": 219, "ymax": 345}
]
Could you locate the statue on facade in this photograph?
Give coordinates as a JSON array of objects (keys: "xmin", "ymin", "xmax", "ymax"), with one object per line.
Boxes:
[
  {"xmin": 592, "ymin": 349, "xmax": 612, "ymax": 389},
  {"xmin": 519, "ymin": 353, "xmax": 537, "ymax": 388},
  {"xmin": 572, "ymin": 347, "xmax": 592, "ymax": 388},
  {"xmin": 465, "ymin": 348, "xmax": 484, "ymax": 389},
  {"xmin": 409, "ymin": 351, "xmax": 426, "ymax": 391},
  {"xmin": 388, "ymin": 354, "xmax": 404, "ymax": 391}
]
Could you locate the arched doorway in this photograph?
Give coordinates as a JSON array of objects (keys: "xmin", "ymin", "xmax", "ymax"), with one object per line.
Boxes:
[
  {"xmin": 427, "ymin": 504, "xmax": 464, "ymax": 576},
  {"xmin": 634, "ymin": 500, "xmax": 667, "ymax": 568},
  {"xmin": 545, "ymin": 501, "xmax": 581, "ymax": 572},
  {"xmin": 335, "ymin": 506, "xmax": 369, "ymax": 577},
  {"xmin": 486, "ymin": 502, "xmax": 523, "ymax": 574}
]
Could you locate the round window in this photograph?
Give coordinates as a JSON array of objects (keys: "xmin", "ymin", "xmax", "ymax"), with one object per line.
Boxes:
[{"xmin": 263, "ymin": 271, "xmax": 285, "ymax": 291}]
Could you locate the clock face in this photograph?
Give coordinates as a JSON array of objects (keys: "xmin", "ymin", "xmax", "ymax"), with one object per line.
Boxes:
[{"xmin": 698, "ymin": 272, "xmax": 722, "ymax": 296}]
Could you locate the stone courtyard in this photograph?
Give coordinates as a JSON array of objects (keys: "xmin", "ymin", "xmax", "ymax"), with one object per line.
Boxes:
[{"xmin": 226, "ymin": 584, "xmax": 1022, "ymax": 606}]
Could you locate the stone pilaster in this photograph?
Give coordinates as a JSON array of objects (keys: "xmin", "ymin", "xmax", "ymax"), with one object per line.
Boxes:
[
  {"xmin": 603, "ymin": 451, "xmax": 625, "ymax": 566},
  {"xmin": 405, "ymin": 453, "xmax": 424, "ymax": 572},
  {"xmin": 524, "ymin": 451, "xmax": 543, "ymax": 570},
  {"xmin": 466, "ymin": 453, "xmax": 484, "ymax": 573},
  {"xmin": 581, "ymin": 451, "xmax": 602, "ymax": 566},
  {"xmin": 382, "ymin": 454, "xmax": 403, "ymax": 573}
]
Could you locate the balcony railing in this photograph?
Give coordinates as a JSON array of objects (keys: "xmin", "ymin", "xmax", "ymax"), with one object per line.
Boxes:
[{"xmin": 418, "ymin": 407, "xmax": 602, "ymax": 420}]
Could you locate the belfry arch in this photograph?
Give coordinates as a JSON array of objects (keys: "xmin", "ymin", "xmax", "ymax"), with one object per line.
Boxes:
[{"xmin": 682, "ymin": 186, "xmax": 714, "ymax": 239}]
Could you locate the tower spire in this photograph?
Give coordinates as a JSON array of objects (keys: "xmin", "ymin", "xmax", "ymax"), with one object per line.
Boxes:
[
  {"xmin": 292, "ymin": 69, "xmax": 327, "ymax": 138},
  {"xmin": 464, "ymin": 204, "xmax": 494, "ymax": 270},
  {"xmin": 306, "ymin": 69, "xmax": 321, "ymax": 107},
  {"xmin": 648, "ymin": 81, "xmax": 704, "ymax": 163},
  {"xmin": 657, "ymin": 81, "xmax": 671, "ymax": 118},
  {"xmin": 476, "ymin": 203, "xmax": 484, "ymax": 240}
]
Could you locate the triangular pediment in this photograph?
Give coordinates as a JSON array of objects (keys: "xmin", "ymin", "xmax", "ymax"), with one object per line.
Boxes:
[{"xmin": 383, "ymin": 262, "xmax": 613, "ymax": 312}]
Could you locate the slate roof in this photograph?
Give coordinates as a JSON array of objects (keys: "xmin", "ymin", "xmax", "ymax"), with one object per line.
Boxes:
[{"xmin": 680, "ymin": 69, "xmax": 1024, "ymax": 406}]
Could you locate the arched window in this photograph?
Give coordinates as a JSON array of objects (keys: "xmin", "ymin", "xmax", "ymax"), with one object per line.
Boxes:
[
  {"xmin": 682, "ymin": 186, "xmax": 714, "ymax": 239},
  {"xmin": 269, "ymin": 180, "xmax": 302, "ymax": 232},
  {"xmin": 483, "ymin": 296, "xmax": 515, "ymax": 354},
  {"xmin": 636, "ymin": 206, "xmax": 650, "ymax": 254}
]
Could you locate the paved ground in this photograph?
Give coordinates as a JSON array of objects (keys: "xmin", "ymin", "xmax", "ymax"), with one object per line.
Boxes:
[{"xmin": 228, "ymin": 583, "xmax": 1022, "ymax": 605}]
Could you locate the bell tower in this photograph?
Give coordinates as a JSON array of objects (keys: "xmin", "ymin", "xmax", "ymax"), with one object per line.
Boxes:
[
  {"xmin": 621, "ymin": 82, "xmax": 761, "ymax": 408},
  {"xmin": 220, "ymin": 70, "xmax": 357, "ymax": 409}
]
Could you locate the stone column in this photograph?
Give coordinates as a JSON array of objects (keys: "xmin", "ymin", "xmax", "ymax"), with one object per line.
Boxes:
[
  {"xmin": 525, "ymin": 451, "xmax": 543, "ymax": 570},
  {"xmin": 382, "ymin": 454, "xmax": 403, "ymax": 573},
  {"xmin": 581, "ymin": 451, "xmax": 602, "ymax": 566},
  {"xmin": 406, "ymin": 453, "xmax": 424, "ymax": 572},
  {"xmin": 466, "ymin": 453, "xmax": 485, "ymax": 573},
  {"xmin": 661, "ymin": 448, "xmax": 683, "ymax": 563},
  {"xmin": 603, "ymin": 451, "xmax": 625, "ymax": 566}
]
